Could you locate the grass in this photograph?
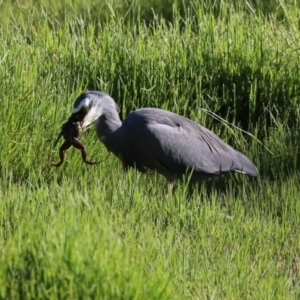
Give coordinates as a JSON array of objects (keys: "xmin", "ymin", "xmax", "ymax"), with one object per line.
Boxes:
[{"xmin": 1, "ymin": 0, "xmax": 300, "ymax": 298}]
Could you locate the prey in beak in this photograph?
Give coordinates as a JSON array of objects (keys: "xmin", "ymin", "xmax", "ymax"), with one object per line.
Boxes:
[{"xmin": 51, "ymin": 107, "xmax": 101, "ymax": 167}]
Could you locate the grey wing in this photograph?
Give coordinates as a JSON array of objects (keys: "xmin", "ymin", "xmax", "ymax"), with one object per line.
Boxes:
[{"xmin": 125, "ymin": 108, "xmax": 258, "ymax": 177}]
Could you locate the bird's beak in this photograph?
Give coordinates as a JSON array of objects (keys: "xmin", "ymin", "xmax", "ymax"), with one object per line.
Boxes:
[{"xmin": 70, "ymin": 108, "xmax": 89, "ymax": 124}]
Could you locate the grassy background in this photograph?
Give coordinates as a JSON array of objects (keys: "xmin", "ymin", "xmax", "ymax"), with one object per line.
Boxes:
[{"xmin": 1, "ymin": 0, "xmax": 300, "ymax": 298}]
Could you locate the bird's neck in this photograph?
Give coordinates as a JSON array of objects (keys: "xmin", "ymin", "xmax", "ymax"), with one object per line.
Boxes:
[
  {"xmin": 95, "ymin": 110, "xmax": 123, "ymax": 156},
  {"xmin": 97, "ymin": 112, "xmax": 122, "ymax": 134}
]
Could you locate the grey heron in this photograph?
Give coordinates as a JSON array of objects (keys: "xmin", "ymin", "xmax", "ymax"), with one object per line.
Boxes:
[{"xmin": 55, "ymin": 91, "xmax": 258, "ymax": 184}]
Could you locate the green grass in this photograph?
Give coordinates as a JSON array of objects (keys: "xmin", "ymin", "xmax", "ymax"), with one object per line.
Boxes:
[{"xmin": 1, "ymin": 0, "xmax": 300, "ymax": 299}]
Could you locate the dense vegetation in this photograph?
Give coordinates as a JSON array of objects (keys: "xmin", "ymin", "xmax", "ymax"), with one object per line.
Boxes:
[{"xmin": 0, "ymin": 0, "xmax": 300, "ymax": 299}]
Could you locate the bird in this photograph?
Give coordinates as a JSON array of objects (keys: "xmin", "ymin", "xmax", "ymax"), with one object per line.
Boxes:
[{"xmin": 66, "ymin": 90, "xmax": 258, "ymax": 186}]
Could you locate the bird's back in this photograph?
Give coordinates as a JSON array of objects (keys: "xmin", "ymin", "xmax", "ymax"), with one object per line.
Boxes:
[{"xmin": 119, "ymin": 108, "xmax": 258, "ymax": 182}]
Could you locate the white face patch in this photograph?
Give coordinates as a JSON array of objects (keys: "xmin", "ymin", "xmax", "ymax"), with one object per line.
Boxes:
[
  {"xmin": 72, "ymin": 97, "xmax": 92, "ymax": 113},
  {"xmin": 71, "ymin": 94, "xmax": 104, "ymax": 128},
  {"xmin": 81, "ymin": 105, "xmax": 101, "ymax": 128}
]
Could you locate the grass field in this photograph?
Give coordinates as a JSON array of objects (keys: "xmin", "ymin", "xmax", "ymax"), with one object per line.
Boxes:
[{"xmin": 1, "ymin": 0, "xmax": 300, "ymax": 299}]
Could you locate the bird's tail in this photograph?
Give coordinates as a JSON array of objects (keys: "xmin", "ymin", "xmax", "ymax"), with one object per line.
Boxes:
[{"xmin": 235, "ymin": 151, "xmax": 259, "ymax": 177}]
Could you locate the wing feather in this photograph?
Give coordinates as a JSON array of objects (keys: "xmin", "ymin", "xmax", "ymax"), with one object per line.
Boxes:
[{"xmin": 123, "ymin": 108, "xmax": 258, "ymax": 177}]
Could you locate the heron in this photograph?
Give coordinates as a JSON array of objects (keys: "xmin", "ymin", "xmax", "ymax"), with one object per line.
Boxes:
[{"xmin": 54, "ymin": 91, "xmax": 258, "ymax": 188}]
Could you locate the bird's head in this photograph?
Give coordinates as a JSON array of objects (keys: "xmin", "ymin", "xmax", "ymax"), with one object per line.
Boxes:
[
  {"xmin": 54, "ymin": 91, "xmax": 119, "ymax": 147},
  {"xmin": 70, "ymin": 94, "xmax": 98, "ymax": 128},
  {"xmin": 69, "ymin": 91, "xmax": 120, "ymax": 129}
]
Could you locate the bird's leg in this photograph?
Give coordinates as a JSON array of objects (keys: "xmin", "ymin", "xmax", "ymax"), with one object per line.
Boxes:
[
  {"xmin": 50, "ymin": 141, "xmax": 72, "ymax": 167},
  {"xmin": 72, "ymin": 139, "xmax": 101, "ymax": 165}
]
